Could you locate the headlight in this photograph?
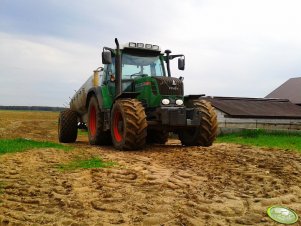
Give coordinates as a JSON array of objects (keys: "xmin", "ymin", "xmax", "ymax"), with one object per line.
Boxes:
[
  {"xmin": 161, "ymin": 99, "xmax": 170, "ymax": 105},
  {"xmin": 175, "ymin": 99, "xmax": 183, "ymax": 105}
]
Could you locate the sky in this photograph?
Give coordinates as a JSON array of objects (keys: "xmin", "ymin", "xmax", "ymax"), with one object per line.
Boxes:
[{"xmin": 0, "ymin": 0, "xmax": 301, "ymax": 107}]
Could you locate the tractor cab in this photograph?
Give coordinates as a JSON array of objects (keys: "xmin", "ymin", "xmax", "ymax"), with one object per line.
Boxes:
[
  {"xmin": 103, "ymin": 48, "xmax": 165, "ymax": 95},
  {"xmin": 102, "ymin": 40, "xmax": 185, "ymax": 104}
]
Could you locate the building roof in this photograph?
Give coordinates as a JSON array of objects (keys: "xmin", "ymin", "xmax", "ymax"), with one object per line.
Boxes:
[
  {"xmin": 201, "ymin": 96, "xmax": 301, "ymax": 119},
  {"xmin": 265, "ymin": 77, "xmax": 301, "ymax": 104}
]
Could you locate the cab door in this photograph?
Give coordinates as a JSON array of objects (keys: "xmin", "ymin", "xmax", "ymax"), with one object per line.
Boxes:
[{"xmin": 103, "ymin": 58, "xmax": 116, "ymax": 98}]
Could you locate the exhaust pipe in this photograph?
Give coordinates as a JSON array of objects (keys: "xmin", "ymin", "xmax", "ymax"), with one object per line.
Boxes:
[
  {"xmin": 115, "ymin": 38, "xmax": 122, "ymax": 97},
  {"xmin": 165, "ymin": 49, "xmax": 171, "ymax": 77}
]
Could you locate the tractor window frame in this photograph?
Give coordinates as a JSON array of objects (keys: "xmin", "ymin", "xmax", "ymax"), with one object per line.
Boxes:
[{"xmin": 121, "ymin": 50, "xmax": 166, "ymax": 79}]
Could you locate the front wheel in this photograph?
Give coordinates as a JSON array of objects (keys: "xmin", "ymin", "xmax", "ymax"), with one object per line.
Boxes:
[
  {"xmin": 178, "ymin": 100, "xmax": 218, "ymax": 147},
  {"xmin": 111, "ymin": 99, "xmax": 147, "ymax": 150}
]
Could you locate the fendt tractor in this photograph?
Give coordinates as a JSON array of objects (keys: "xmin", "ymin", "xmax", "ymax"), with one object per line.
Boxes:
[{"xmin": 58, "ymin": 38, "xmax": 218, "ymax": 150}]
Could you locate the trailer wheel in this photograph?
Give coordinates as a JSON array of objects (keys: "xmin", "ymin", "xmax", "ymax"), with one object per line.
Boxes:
[
  {"xmin": 146, "ymin": 129, "xmax": 169, "ymax": 144},
  {"xmin": 111, "ymin": 99, "xmax": 147, "ymax": 150},
  {"xmin": 58, "ymin": 109, "xmax": 78, "ymax": 143},
  {"xmin": 178, "ymin": 100, "xmax": 218, "ymax": 146},
  {"xmin": 88, "ymin": 96, "xmax": 111, "ymax": 145}
]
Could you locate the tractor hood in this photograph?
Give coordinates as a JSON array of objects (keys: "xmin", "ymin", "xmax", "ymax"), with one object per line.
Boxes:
[{"xmin": 152, "ymin": 76, "xmax": 184, "ymax": 96}]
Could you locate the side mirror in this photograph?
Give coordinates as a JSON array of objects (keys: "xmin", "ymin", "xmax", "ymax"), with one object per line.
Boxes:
[
  {"xmin": 102, "ymin": 51, "xmax": 112, "ymax": 64},
  {"xmin": 178, "ymin": 58, "xmax": 185, "ymax": 70}
]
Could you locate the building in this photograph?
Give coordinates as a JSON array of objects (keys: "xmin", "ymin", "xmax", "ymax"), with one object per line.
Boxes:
[
  {"xmin": 201, "ymin": 96, "xmax": 301, "ymax": 134},
  {"xmin": 266, "ymin": 77, "xmax": 301, "ymax": 106}
]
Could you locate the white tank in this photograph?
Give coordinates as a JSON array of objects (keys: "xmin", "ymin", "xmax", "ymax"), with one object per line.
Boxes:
[{"xmin": 70, "ymin": 70, "xmax": 101, "ymax": 115}]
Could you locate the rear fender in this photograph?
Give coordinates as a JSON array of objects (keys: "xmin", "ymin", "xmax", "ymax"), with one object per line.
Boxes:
[
  {"xmin": 114, "ymin": 92, "xmax": 139, "ymax": 101},
  {"xmin": 86, "ymin": 88, "xmax": 103, "ymax": 110}
]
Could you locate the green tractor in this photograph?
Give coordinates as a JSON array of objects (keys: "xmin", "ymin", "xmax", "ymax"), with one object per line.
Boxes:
[{"xmin": 58, "ymin": 38, "xmax": 218, "ymax": 150}]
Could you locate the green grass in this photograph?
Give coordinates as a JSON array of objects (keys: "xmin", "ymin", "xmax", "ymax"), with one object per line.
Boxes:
[
  {"xmin": 57, "ymin": 157, "xmax": 116, "ymax": 171},
  {"xmin": 78, "ymin": 129, "xmax": 88, "ymax": 135},
  {"xmin": 0, "ymin": 138, "xmax": 71, "ymax": 155},
  {"xmin": 216, "ymin": 129, "xmax": 301, "ymax": 152}
]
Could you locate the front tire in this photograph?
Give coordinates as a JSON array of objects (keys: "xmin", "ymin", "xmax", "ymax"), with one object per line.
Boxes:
[
  {"xmin": 88, "ymin": 96, "xmax": 111, "ymax": 145},
  {"xmin": 58, "ymin": 109, "xmax": 78, "ymax": 143},
  {"xmin": 178, "ymin": 100, "xmax": 218, "ymax": 146},
  {"xmin": 111, "ymin": 99, "xmax": 147, "ymax": 150}
]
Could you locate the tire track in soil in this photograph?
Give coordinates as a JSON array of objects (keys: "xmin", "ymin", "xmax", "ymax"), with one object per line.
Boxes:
[{"xmin": 0, "ymin": 142, "xmax": 301, "ymax": 225}]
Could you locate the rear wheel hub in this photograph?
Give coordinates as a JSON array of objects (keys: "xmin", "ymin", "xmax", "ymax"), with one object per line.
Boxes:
[
  {"xmin": 113, "ymin": 111, "xmax": 123, "ymax": 142},
  {"xmin": 89, "ymin": 106, "xmax": 96, "ymax": 136}
]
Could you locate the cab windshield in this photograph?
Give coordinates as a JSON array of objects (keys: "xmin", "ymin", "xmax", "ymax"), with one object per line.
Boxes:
[{"xmin": 121, "ymin": 53, "xmax": 165, "ymax": 79}]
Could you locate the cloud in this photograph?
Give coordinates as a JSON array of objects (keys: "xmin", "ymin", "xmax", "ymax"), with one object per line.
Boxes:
[
  {"xmin": 1, "ymin": 0, "xmax": 301, "ymax": 106},
  {"xmin": 0, "ymin": 32, "xmax": 100, "ymax": 106},
  {"xmin": 164, "ymin": 0, "xmax": 301, "ymax": 97}
]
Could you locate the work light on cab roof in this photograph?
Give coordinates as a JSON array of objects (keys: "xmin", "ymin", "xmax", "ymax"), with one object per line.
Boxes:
[
  {"xmin": 126, "ymin": 42, "xmax": 160, "ymax": 51},
  {"xmin": 58, "ymin": 38, "xmax": 218, "ymax": 151}
]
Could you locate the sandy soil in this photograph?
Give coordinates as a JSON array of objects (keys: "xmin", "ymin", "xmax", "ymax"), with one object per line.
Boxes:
[{"xmin": 0, "ymin": 110, "xmax": 301, "ymax": 226}]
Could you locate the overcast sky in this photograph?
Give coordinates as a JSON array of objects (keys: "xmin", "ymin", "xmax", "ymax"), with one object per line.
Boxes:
[{"xmin": 1, "ymin": 0, "xmax": 301, "ymax": 107}]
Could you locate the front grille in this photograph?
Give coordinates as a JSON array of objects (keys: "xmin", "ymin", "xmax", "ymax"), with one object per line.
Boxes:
[{"xmin": 153, "ymin": 77, "xmax": 183, "ymax": 96}]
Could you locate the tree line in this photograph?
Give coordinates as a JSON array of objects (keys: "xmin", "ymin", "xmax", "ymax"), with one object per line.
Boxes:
[{"xmin": 0, "ymin": 106, "xmax": 66, "ymax": 112}]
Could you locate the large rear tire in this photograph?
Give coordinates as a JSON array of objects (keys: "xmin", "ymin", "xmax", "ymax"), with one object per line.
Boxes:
[
  {"xmin": 178, "ymin": 100, "xmax": 218, "ymax": 146},
  {"xmin": 146, "ymin": 129, "xmax": 169, "ymax": 144},
  {"xmin": 58, "ymin": 109, "xmax": 78, "ymax": 143},
  {"xmin": 111, "ymin": 99, "xmax": 147, "ymax": 150},
  {"xmin": 88, "ymin": 96, "xmax": 111, "ymax": 145}
]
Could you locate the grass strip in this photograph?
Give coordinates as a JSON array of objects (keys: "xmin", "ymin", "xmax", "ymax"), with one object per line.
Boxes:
[
  {"xmin": 78, "ymin": 129, "xmax": 88, "ymax": 135},
  {"xmin": 216, "ymin": 129, "xmax": 301, "ymax": 152},
  {"xmin": 57, "ymin": 157, "xmax": 116, "ymax": 171},
  {"xmin": 0, "ymin": 138, "xmax": 71, "ymax": 155}
]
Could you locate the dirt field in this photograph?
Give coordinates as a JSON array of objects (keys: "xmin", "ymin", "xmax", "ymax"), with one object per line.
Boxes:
[{"xmin": 0, "ymin": 110, "xmax": 301, "ymax": 226}]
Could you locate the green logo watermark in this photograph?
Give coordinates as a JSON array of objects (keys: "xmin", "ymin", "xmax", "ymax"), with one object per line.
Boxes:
[{"xmin": 267, "ymin": 206, "xmax": 298, "ymax": 224}]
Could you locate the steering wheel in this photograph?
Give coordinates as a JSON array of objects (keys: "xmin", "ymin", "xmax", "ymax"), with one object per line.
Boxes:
[{"xmin": 130, "ymin": 73, "xmax": 147, "ymax": 78}]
